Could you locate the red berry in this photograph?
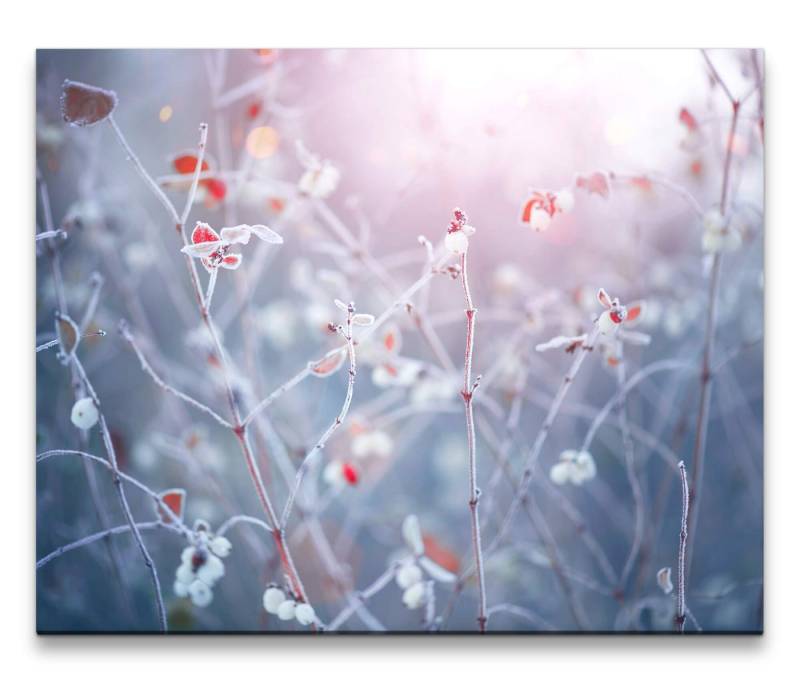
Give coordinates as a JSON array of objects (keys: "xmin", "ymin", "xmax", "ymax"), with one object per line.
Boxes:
[{"xmin": 342, "ymin": 463, "xmax": 359, "ymax": 485}]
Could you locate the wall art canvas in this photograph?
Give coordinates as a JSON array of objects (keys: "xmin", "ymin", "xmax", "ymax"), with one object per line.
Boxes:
[{"xmin": 35, "ymin": 49, "xmax": 764, "ymax": 634}]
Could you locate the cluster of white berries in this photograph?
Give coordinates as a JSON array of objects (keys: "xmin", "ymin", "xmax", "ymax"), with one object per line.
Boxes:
[
  {"xmin": 549, "ymin": 449, "xmax": 597, "ymax": 486},
  {"xmin": 520, "ymin": 188, "xmax": 574, "ymax": 232},
  {"xmin": 262, "ymin": 585, "xmax": 317, "ymax": 626},
  {"xmin": 70, "ymin": 397, "xmax": 99, "ymax": 430},
  {"xmin": 296, "ymin": 140, "xmax": 340, "ymax": 199},
  {"xmin": 701, "ymin": 208, "xmax": 742, "ymax": 254},
  {"xmin": 395, "ymin": 515, "xmax": 456, "ymax": 611},
  {"xmin": 444, "ymin": 208, "xmax": 475, "ymax": 255},
  {"xmin": 173, "ymin": 521, "xmax": 232, "ymax": 608}
]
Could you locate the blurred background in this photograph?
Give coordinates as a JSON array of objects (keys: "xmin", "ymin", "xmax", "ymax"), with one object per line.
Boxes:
[{"xmin": 36, "ymin": 49, "xmax": 763, "ymax": 632}]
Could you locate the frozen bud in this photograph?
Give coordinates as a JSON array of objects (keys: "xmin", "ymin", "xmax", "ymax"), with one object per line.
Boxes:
[
  {"xmin": 572, "ymin": 450, "xmax": 597, "ymax": 484},
  {"xmin": 657, "ymin": 567, "xmax": 674, "ymax": 594},
  {"xmin": 597, "ymin": 310, "xmax": 618, "ymax": 335},
  {"xmin": 396, "ymin": 563, "xmax": 423, "ymax": 589},
  {"xmin": 445, "ymin": 230, "xmax": 469, "ymax": 255},
  {"xmin": 277, "ymin": 599, "xmax": 297, "ymax": 621},
  {"xmin": 176, "ymin": 562, "xmax": 194, "ymax": 585},
  {"xmin": 555, "ymin": 189, "xmax": 575, "ymax": 213},
  {"xmin": 210, "ymin": 535, "xmax": 232, "ymax": 558},
  {"xmin": 549, "ymin": 461, "xmax": 571, "ymax": 485},
  {"xmin": 352, "ymin": 429, "xmax": 393, "ymax": 459},
  {"xmin": 196, "ymin": 553, "xmax": 225, "ymax": 585},
  {"xmin": 262, "ymin": 586, "xmax": 286, "ymax": 614},
  {"xmin": 188, "ymin": 579, "xmax": 213, "ymax": 607},
  {"xmin": 402, "ymin": 515, "xmax": 425, "ymax": 556},
  {"xmin": 294, "ymin": 602, "xmax": 316, "ymax": 626},
  {"xmin": 70, "ymin": 397, "xmax": 99, "ymax": 430},
  {"xmin": 528, "ymin": 209, "xmax": 552, "ymax": 232},
  {"xmin": 402, "ymin": 582, "xmax": 428, "ymax": 610},
  {"xmin": 173, "ymin": 580, "xmax": 189, "ymax": 598}
]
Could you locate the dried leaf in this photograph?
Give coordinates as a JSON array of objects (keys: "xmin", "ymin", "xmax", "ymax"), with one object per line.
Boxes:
[
  {"xmin": 309, "ymin": 349, "xmax": 346, "ymax": 377},
  {"xmin": 61, "ymin": 80, "xmax": 117, "ymax": 127},
  {"xmin": 55, "ymin": 312, "xmax": 80, "ymax": 364}
]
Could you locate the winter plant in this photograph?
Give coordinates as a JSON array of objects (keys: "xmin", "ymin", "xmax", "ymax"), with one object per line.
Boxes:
[{"xmin": 36, "ymin": 49, "xmax": 763, "ymax": 633}]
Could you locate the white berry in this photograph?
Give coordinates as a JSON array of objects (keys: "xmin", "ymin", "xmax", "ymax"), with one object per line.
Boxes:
[
  {"xmin": 396, "ymin": 563, "xmax": 423, "ymax": 589},
  {"xmin": 70, "ymin": 397, "xmax": 99, "ymax": 430},
  {"xmin": 277, "ymin": 599, "xmax": 297, "ymax": 621},
  {"xmin": 262, "ymin": 586, "xmax": 286, "ymax": 614},
  {"xmin": 528, "ymin": 209, "xmax": 552, "ymax": 232},
  {"xmin": 189, "ymin": 579, "xmax": 213, "ymax": 607},
  {"xmin": 294, "ymin": 602, "xmax": 316, "ymax": 626}
]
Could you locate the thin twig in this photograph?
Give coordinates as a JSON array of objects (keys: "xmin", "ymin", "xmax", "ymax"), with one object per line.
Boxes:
[
  {"xmin": 280, "ymin": 305, "xmax": 357, "ymax": 529},
  {"xmin": 119, "ymin": 321, "xmax": 233, "ymax": 429},
  {"xmin": 458, "ymin": 246, "xmax": 488, "ymax": 633},
  {"xmin": 676, "ymin": 460, "xmax": 690, "ymax": 632}
]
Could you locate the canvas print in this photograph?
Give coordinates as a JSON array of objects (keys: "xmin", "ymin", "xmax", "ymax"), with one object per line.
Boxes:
[{"xmin": 35, "ymin": 49, "xmax": 763, "ymax": 633}]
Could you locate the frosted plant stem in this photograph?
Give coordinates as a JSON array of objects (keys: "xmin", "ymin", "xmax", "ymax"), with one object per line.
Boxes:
[
  {"xmin": 686, "ymin": 55, "xmax": 741, "ymax": 579},
  {"xmin": 35, "ymin": 229, "xmax": 66, "ymax": 242},
  {"xmin": 70, "ymin": 356, "xmax": 167, "ymax": 632},
  {"xmin": 493, "ymin": 327, "xmax": 600, "ymax": 552},
  {"xmin": 458, "ymin": 251, "xmax": 488, "ymax": 633},
  {"xmin": 204, "ymin": 269, "xmax": 219, "ymax": 313},
  {"xmin": 120, "ymin": 322, "xmax": 233, "ymax": 429},
  {"xmin": 37, "ymin": 521, "xmax": 174, "ymax": 569},
  {"xmin": 107, "ymin": 116, "xmax": 180, "ymax": 225},
  {"xmin": 36, "ymin": 169, "xmax": 137, "ymax": 621},
  {"xmin": 281, "ymin": 307, "xmax": 357, "ymax": 530},
  {"xmin": 616, "ymin": 342, "xmax": 646, "ymax": 588},
  {"xmin": 327, "ymin": 563, "xmax": 398, "ymax": 631},
  {"xmin": 242, "ymin": 253, "xmax": 451, "ymax": 428},
  {"xmin": 676, "ymin": 461, "xmax": 690, "ymax": 632}
]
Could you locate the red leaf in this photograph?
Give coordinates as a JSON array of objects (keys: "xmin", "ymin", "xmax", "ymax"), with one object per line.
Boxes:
[
  {"xmin": 156, "ymin": 488, "xmax": 186, "ymax": 524},
  {"xmin": 309, "ymin": 350, "xmax": 346, "ymax": 377},
  {"xmin": 422, "ymin": 534, "xmax": 460, "ymax": 574},
  {"xmin": 173, "ymin": 153, "xmax": 210, "ymax": 176},
  {"xmin": 203, "ymin": 178, "xmax": 227, "ymax": 201},
  {"xmin": 626, "ymin": 302, "xmax": 643, "ymax": 322},
  {"xmin": 61, "ymin": 80, "xmax": 117, "ymax": 127},
  {"xmin": 575, "ymin": 172, "xmax": 610, "ymax": 199},
  {"xmin": 191, "ymin": 222, "xmax": 220, "ymax": 245},
  {"xmin": 679, "ymin": 107, "xmax": 699, "ymax": 132}
]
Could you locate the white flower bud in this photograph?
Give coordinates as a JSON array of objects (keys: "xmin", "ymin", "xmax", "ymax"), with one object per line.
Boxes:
[
  {"xmin": 210, "ymin": 535, "xmax": 232, "ymax": 558},
  {"xmin": 657, "ymin": 567, "xmax": 674, "ymax": 594},
  {"xmin": 528, "ymin": 209, "xmax": 552, "ymax": 232},
  {"xmin": 189, "ymin": 579, "xmax": 213, "ymax": 607},
  {"xmin": 294, "ymin": 603, "xmax": 316, "ymax": 626},
  {"xmin": 555, "ymin": 189, "xmax": 575, "ymax": 213},
  {"xmin": 395, "ymin": 563, "xmax": 423, "ymax": 589},
  {"xmin": 549, "ymin": 461, "xmax": 571, "ymax": 485},
  {"xmin": 262, "ymin": 586, "xmax": 286, "ymax": 614},
  {"xmin": 402, "ymin": 515, "xmax": 425, "ymax": 556},
  {"xmin": 277, "ymin": 599, "xmax": 297, "ymax": 621},
  {"xmin": 70, "ymin": 397, "xmax": 99, "ymax": 430},
  {"xmin": 402, "ymin": 582, "xmax": 428, "ymax": 610},
  {"xmin": 445, "ymin": 230, "xmax": 469, "ymax": 255}
]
